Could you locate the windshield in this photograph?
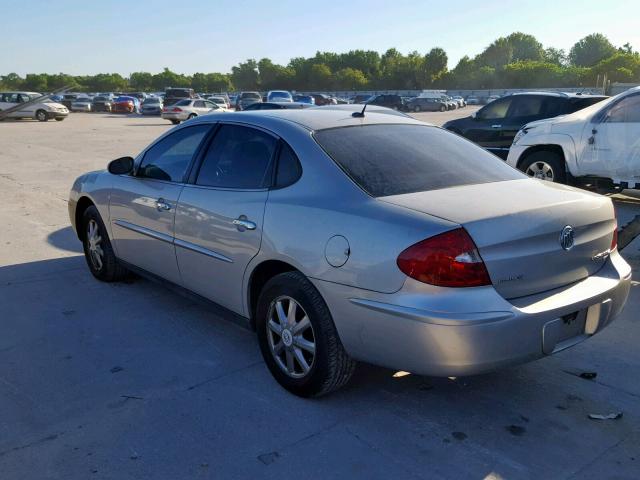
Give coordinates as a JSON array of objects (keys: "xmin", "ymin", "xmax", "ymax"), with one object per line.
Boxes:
[
  {"xmin": 115, "ymin": 97, "xmax": 133, "ymax": 102},
  {"xmin": 143, "ymin": 98, "xmax": 160, "ymax": 104},
  {"xmin": 314, "ymin": 124, "xmax": 523, "ymax": 197},
  {"xmin": 93, "ymin": 97, "xmax": 107, "ymax": 101},
  {"xmin": 270, "ymin": 91, "xmax": 291, "ymax": 98},
  {"xmin": 241, "ymin": 92, "xmax": 261, "ymax": 99},
  {"xmin": 210, "ymin": 97, "xmax": 225, "ymax": 104},
  {"xmin": 175, "ymin": 99, "xmax": 192, "ymax": 106}
]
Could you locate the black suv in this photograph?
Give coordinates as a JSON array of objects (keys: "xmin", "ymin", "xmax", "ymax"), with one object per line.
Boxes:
[
  {"xmin": 442, "ymin": 92, "xmax": 607, "ymax": 158},
  {"xmin": 369, "ymin": 94, "xmax": 404, "ymax": 110},
  {"xmin": 164, "ymin": 88, "xmax": 195, "ymax": 107}
]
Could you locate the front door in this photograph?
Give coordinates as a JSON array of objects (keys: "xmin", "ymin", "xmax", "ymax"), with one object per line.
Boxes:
[
  {"xmin": 579, "ymin": 92, "xmax": 640, "ymax": 183},
  {"xmin": 109, "ymin": 124, "xmax": 212, "ymax": 284},
  {"xmin": 465, "ymin": 96, "xmax": 514, "ymax": 156},
  {"xmin": 174, "ymin": 123, "xmax": 278, "ymax": 315}
]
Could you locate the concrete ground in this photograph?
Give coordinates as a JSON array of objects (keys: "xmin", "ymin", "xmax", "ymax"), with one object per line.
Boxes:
[{"xmin": 0, "ymin": 111, "xmax": 639, "ymax": 480}]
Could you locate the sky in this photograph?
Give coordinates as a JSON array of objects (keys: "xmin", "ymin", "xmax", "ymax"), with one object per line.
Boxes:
[{"xmin": 2, "ymin": 0, "xmax": 638, "ymax": 76}]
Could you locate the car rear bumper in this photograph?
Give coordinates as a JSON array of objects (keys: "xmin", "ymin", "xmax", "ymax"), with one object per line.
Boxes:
[
  {"xmin": 161, "ymin": 112, "xmax": 188, "ymax": 121},
  {"xmin": 312, "ymin": 250, "xmax": 631, "ymax": 376}
]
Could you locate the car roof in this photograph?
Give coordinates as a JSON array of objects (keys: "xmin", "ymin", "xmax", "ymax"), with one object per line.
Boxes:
[
  {"xmin": 193, "ymin": 105, "xmax": 425, "ymax": 131},
  {"xmin": 506, "ymin": 91, "xmax": 607, "ymax": 98}
]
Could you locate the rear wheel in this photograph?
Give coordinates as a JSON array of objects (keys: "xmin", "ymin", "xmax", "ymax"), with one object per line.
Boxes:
[
  {"xmin": 170, "ymin": 119, "xmax": 180, "ymax": 125},
  {"xmin": 519, "ymin": 151, "xmax": 566, "ymax": 184},
  {"xmin": 256, "ymin": 271, "xmax": 356, "ymax": 397},
  {"xmin": 81, "ymin": 205, "xmax": 129, "ymax": 282},
  {"xmin": 187, "ymin": 113, "xmax": 197, "ymax": 120},
  {"xmin": 414, "ymin": 105, "xmax": 421, "ymax": 112},
  {"xmin": 35, "ymin": 109, "xmax": 48, "ymax": 122}
]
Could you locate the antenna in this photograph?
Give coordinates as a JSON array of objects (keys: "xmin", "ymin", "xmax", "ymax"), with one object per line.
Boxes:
[{"xmin": 352, "ymin": 102, "xmax": 368, "ymax": 118}]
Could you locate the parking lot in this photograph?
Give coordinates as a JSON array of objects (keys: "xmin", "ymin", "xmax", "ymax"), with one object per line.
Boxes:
[{"xmin": 1, "ymin": 111, "xmax": 639, "ymax": 479}]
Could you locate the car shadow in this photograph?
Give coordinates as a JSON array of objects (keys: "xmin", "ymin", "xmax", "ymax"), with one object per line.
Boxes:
[{"xmin": 46, "ymin": 226, "xmax": 83, "ymax": 253}]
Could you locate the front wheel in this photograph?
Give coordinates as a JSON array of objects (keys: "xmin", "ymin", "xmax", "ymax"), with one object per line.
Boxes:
[
  {"xmin": 414, "ymin": 105, "xmax": 421, "ymax": 112},
  {"xmin": 35, "ymin": 109, "xmax": 48, "ymax": 122},
  {"xmin": 519, "ymin": 151, "xmax": 566, "ymax": 184},
  {"xmin": 440, "ymin": 105, "xmax": 446, "ymax": 112},
  {"xmin": 256, "ymin": 271, "xmax": 356, "ymax": 397},
  {"xmin": 81, "ymin": 206, "xmax": 129, "ymax": 282},
  {"xmin": 55, "ymin": 117, "xmax": 65, "ymax": 121}
]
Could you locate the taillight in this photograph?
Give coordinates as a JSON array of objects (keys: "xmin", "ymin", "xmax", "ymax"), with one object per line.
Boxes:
[
  {"xmin": 172, "ymin": 107, "xmax": 182, "ymax": 112},
  {"xmin": 397, "ymin": 228, "xmax": 491, "ymax": 288},
  {"xmin": 611, "ymin": 206, "xmax": 618, "ymax": 251}
]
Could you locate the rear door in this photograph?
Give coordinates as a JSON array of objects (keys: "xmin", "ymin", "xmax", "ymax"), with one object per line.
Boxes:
[
  {"xmin": 109, "ymin": 124, "xmax": 212, "ymax": 284},
  {"xmin": 174, "ymin": 123, "xmax": 278, "ymax": 314}
]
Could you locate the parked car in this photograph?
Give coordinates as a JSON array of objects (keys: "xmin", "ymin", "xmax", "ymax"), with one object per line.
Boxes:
[
  {"xmin": 141, "ymin": 97, "xmax": 163, "ymax": 115},
  {"xmin": 112, "ymin": 96, "xmax": 141, "ymax": 114},
  {"xmin": 293, "ymin": 95, "xmax": 315, "ymax": 105},
  {"xmin": 452, "ymin": 95, "xmax": 466, "ymax": 107},
  {"xmin": 209, "ymin": 96, "xmax": 230, "ymax": 110},
  {"xmin": 236, "ymin": 91, "xmax": 262, "ymax": 111},
  {"xmin": 406, "ymin": 97, "xmax": 448, "ymax": 112},
  {"xmin": 92, "ymin": 95, "xmax": 113, "ymax": 112},
  {"xmin": 310, "ymin": 94, "xmax": 334, "ymax": 106},
  {"xmin": 369, "ymin": 94, "xmax": 405, "ymax": 110},
  {"xmin": 125, "ymin": 92, "xmax": 147, "ymax": 104},
  {"xmin": 466, "ymin": 96, "xmax": 480, "ymax": 105},
  {"xmin": 60, "ymin": 93, "xmax": 80, "ymax": 109},
  {"xmin": 69, "ymin": 108, "xmax": 630, "ymax": 397},
  {"xmin": 164, "ymin": 88, "xmax": 196, "ymax": 107},
  {"xmin": 0, "ymin": 91, "xmax": 68, "ymax": 121},
  {"xmin": 267, "ymin": 90, "xmax": 293, "ymax": 103},
  {"xmin": 161, "ymin": 98, "xmax": 223, "ymax": 124},
  {"xmin": 485, "ymin": 95, "xmax": 501, "ymax": 104},
  {"xmin": 443, "ymin": 92, "xmax": 608, "ymax": 158},
  {"xmin": 242, "ymin": 102, "xmax": 311, "ymax": 111},
  {"xmin": 351, "ymin": 94, "xmax": 373, "ymax": 104},
  {"xmin": 71, "ymin": 97, "xmax": 93, "ymax": 112},
  {"xmin": 507, "ymin": 86, "xmax": 640, "ymax": 189}
]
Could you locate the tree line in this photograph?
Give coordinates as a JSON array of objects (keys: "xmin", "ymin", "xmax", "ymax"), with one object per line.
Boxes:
[{"xmin": 1, "ymin": 32, "xmax": 638, "ymax": 93}]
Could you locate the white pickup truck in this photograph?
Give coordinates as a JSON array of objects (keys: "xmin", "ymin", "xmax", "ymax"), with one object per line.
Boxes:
[
  {"xmin": 507, "ymin": 86, "xmax": 640, "ymax": 191},
  {"xmin": 0, "ymin": 91, "xmax": 69, "ymax": 121}
]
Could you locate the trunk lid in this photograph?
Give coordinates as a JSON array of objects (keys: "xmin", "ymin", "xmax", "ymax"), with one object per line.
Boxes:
[{"xmin": 381, "ymin": 179, "xmax": 615, "ymax": 299}]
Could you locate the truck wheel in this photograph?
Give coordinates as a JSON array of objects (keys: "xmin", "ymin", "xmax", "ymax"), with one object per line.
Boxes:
[{"xmin": 519, "ymin": 151, "xmax": 566, "ymax": 184}]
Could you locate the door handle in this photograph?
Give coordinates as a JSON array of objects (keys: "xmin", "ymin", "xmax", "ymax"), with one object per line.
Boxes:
[
  {"xmin": 491, "ymin": 124, "xmax": 502, "ymax": 128},
  {"xmin": 155, "ymin": 198, "xmax": 171, "ymax": 211},
  {"xmin": 232, "ymin": 216, "xmax": 256, "ymax": 231}
]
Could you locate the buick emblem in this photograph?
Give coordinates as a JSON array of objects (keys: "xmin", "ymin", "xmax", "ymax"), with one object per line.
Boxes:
[{"xmin": 559, "ymin": 225, "xmax": 575, "ymax": 251}]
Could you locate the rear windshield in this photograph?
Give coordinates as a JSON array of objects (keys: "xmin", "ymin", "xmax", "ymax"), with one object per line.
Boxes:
[
  {"xmin": 567, "ymin": 96, "xmax": 607, "ymax": 113},
  {"xmin": 314, "ymin": 124, "xmax": 524, "ymax": 197},
  {"xmin": 241, "ymin": 92, "xmax": 261, "ymax": 99}
]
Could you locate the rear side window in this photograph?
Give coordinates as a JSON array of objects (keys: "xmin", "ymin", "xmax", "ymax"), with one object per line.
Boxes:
[
  {"xmin": 275, "ymin": 143, "xmax": 302, "ymax": 188},
  {"xmin": 477, "ymin": 97, "xmax": 512, "ymax": 119},
  {"xmin": 568, "ymin": 96, "xmax": 607, "ymax": 113},
  {"xmin": 314, "ymin": 124, "xmax": 524, "ymax": 197}
]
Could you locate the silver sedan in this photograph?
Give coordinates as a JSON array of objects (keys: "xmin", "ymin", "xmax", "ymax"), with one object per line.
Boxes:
[{"xmin": 68, "ymin": 107, "xmax": 631, "ymax": 397}]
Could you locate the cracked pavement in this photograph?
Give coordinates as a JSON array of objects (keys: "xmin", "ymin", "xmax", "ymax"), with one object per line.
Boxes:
[{"xmin": 1, "ymin": 113, "xmax": 639, "ymax": 479}]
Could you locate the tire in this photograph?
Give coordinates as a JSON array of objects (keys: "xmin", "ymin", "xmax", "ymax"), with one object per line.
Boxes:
[
  {"xmin": 187, "ymin": 113, "xmax": 197, "ymax": 120},
  {"xmin": 35, "ymin": 109, "xmax": 48, "ymax": 122},
  {"xmin": 55, "ymin": 117, "xmax": 64, "ymax": 121},
  {"xmin": 81, "ymin": 205, "xmax": 129, "ymax": 282},
  {"xmin": 414, "ymin": 105, "xmax": 421, "ymax": 112},
  {"xmin": 440, "ymin": 105, "xmax": 446, "ymax": 112},
  {"xmin": 519, "ymin": 150, "xmax": 567, "ymax": 184},
  {"xmin": 170, "ymin": 119, "xmax": 180, "ymax": 125},
  {"xmin": 256, "ymin": 271, "xmax": 356, "ymax": 397}
]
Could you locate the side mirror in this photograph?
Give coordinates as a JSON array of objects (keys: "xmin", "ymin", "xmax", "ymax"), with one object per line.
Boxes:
[
  {"xmin": 471, "ymin": 111, "xmax": 477, "ymax": 119},
  {"xmin": 108, "ymin": 156, "xmax": 134, "ymax": 175}
]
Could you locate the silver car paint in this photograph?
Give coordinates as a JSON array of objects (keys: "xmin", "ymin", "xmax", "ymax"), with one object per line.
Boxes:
[{"xmin": 69, "ymin": 109, "xmax": 631, "ymax": 376}]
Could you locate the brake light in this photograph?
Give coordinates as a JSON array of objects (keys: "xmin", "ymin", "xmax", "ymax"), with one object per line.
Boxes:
[
  {"xmin": 397, "ymin": 228, "xmax": 491, "ymax": 287},
  {"xmin": 172, "ymin": 107, "xmax": 182, "ymax": 112},
  {"xmin": 611, "ymin": 207, "xmax": 618, "ymax": 251}
]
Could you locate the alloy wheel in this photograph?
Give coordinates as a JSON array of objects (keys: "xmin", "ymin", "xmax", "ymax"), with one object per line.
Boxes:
[
  {"xmin": 86, "ymin": 219, "xmax": 104, "ymax": 271},
  {"xmin": 266, "ymin": 296, "xmax": 316, "ymax": 378},
  {"xmin": 525, "ymin": 161, "xmax": 555, "ymax": 181}
]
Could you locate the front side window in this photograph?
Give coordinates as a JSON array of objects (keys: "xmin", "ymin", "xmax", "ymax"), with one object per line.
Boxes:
[
  {"xmin": 138, "ymin": 125, "xmax": 210, "ymax": 182},
  {"xmin": 477, "ymin": 97, "xmax": 513, "ymax": 120},
  {"xmin": 314, "ymin": 124, "xmax": 524, "ymax": 197},
  {"xmin": 606, "ymin": 94, "xmax": 640, "ymax": 123},
  {"xmin": 195, "ymin": 124, "xmax": 276, "ymax": 189}
]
